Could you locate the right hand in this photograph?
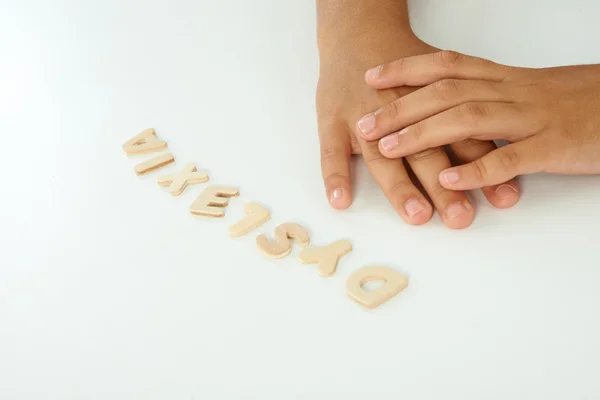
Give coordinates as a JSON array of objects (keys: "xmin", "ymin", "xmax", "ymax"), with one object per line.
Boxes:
[
  {"xmin": 316, "ymin": 35, "xmax": 521, "ymax": 229},
  {"xmin": 359, "ymin": 52, "xmax": 600, "ymax": 188}
]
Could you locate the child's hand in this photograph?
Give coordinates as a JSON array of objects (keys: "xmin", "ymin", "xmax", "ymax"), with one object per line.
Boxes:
[
  {"xmin": 356, "ymin": 51, "xmax": 600, "ymax": 191},
  {"xmin": 317, "ymin": 37, "xmax": 523, "ymax": 229}
]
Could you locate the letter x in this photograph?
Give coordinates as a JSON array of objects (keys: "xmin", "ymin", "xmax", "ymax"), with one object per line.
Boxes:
[{"xmin": 158, "ymin": 163, "xmax": 209, "ymax": 195}]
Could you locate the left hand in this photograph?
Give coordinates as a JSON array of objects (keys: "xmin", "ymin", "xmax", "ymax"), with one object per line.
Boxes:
[{"xmin": 356, "ymin": 51, "xmax": 600, "ymax": 190}]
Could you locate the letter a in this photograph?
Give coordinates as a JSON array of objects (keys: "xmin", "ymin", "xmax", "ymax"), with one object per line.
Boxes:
[{"xmin": 122, "ymin": 128, "xmax": 167, "ymax": 155}]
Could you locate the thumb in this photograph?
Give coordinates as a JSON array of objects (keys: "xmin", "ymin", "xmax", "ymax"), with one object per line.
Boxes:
[{"xmin": 438, "ymin": 140, "xmax": 542, "ymax": 190}]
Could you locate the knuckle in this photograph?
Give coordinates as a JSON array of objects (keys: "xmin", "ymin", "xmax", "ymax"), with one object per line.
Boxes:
[
  {"xmin": 429, "ymin": 180, "xmax": 448, "ymax": 197},
  {"xmin": 431, "ymin": 79, "xmax": 462, "ymax": 101},
  {"xmin": 411, "ymin": 122, "xmax": 426, "ymax": 140},
  {"xmin": 320, "ymin": 146, "xmax": 345, "ymax": 167},
  {"xmin": 384, "ymin": 177, "xmax": 412, "ymax": 198},
  {"xmin": 455, "ymin": 102, "xmax": 489, "ymax": 120},
  {"xmin": 383, "ymin": 100, "xmax": 402, "ymax": 120},
  {"xmin": 505, "ymin": 65, "xmax": 524, "ymax": 81},
  {"xmin": 406, "ymin": 147, "xmax": 444, "ymax": 163},
  {"xmin": 472, "ymin": 158, "xmax": 489, "ymax": 182},
  {"xmin": 324, "ymin": 172, "xmax": 348, "ymax": 187},
  {"xmin": 451, "ymin": 138, "xmax": 493, "ymax": 160},
  {"xmin": 465, "ymin": 103, "xmax": 489, "ymax": 119},
  {"xmin": 437, "ymin": 50, "xmax": 462, "ymax": 68},
  {"xmin": 494, "ymin": 148, "xmax": 520, "ymax": 171},
  {"xmin": 365, "ymin": 152, "xmax": 389, "ymax": 169},
  {"xmin": 454, "ymin": 138, "xmax": 489, "ymax": 152},
  {"xmin": 349, "ymin": 135, "xmax": 362, "ymax": 155},
  {"xmin": 384, "ymin": 58, "xmax": 403, "ymax": 76}
]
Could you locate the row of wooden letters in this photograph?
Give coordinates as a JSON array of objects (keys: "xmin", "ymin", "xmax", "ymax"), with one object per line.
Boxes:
[{"xmin": 123, "ymin": 129, "xmax": 409, "ymax": 309}]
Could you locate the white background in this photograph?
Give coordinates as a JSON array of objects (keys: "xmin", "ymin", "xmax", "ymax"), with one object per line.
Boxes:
[{"xmin": 1, "ymin": 0, "xmax": 600, "ymax": 399}]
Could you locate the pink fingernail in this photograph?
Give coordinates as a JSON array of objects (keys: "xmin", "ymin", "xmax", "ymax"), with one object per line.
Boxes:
[
  {"xmin": 380, "ymin": 134, "xmax": 399, "ymax": 152},
  {"xmin": 445, "ymin": 202, "xmax": 468, "ymax": 219},
  {"xmin": 495, "ymin": 184, "xmax": 518, "ymax": 199},
  {"xmin": 329, "ymin": 187, "xmax": 345, "ymax": 207},
  {"xmin": 332, "ymin": 187, "xmax": 343, "ymax": 199},
  {"xmin": 405, "ymin": 199, "xmax": 427, "ymax": 218},
  {"xmin": 357, "ymin": 114, "xmax": 376, "ymax": 135},
  {"xmin": 442, "ymin": 170, "xmax": 460, "ymax": 185},
  {"xmin": 366, "ymin": 65, "xmax": 382, "ymax": 80}
]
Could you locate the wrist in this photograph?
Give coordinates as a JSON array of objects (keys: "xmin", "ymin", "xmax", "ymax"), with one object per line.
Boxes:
[
  {"xmin": 318, "ymin": 29, "xmax": 429, "ymax": 69},
  {"xmin": 318, "ymin": 27, "xmax": 418, "ymax": 54},
  {"xmin": 316, "ymin": 0, "xmax": 417, "ymax": 54}
]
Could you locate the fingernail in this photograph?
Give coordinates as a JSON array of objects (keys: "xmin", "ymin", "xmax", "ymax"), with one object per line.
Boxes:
[
  {"xmin": 445, "ymin": 202, "xmax": 469, "ymax": 219},
  {"xmin": 366, "ymin": 65, "xmax": 382, "ymax": 80},
  {"xmin": 495, "ymin": 184, "xmax": 519, "ymax": 199},
  {"xmin": 330, "ymin": 187, "xmax": 343, "ymax": 203},
  {"xmin": 405, "ymin": 199, "xmax": 427, "ymax": 218},
  {"xmin": 441, "ymin": 170, "xmax": 460, "ymax": 185},
  {"xmin": 357, "ymin": 114, "xmax": 376, "ymax": 135},
  {"xmin": 380, "ymin": 134, "xmax": 399, "ymax": 152}
]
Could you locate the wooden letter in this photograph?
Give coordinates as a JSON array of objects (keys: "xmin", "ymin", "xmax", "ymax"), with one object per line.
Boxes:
[
  {"xmin": 229, "ymin": 203, "xmax": 270, "ymax": 237},
  {"xmin": 346, "ymin": 266, "xmax": 408, "ymax": 309},
  {"xmin": 298, "ymin": 240, "xmax": 352, "ymax": 277},
  {"xmin": 256, "ymin": 223, "xmax": 309, "ymax": 259},
  {"xmin": 122, "ymin": 128, "xmax": 167, "ymax": 155},
  {"xmin": 158, "ymin": 163, "xmax": 209, "ymax": 196},
  {"xmin": 190, "ymin": 186, "xmax": 239, "ymax": 217},
  {"xmin": 134, "ymin": 153, "xmax": 175, "ymax": 175}
]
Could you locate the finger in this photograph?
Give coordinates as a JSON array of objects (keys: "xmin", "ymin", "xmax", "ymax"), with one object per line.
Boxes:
[
  {"xmin": 406, "ymin": 147, "xmax": 475, "ymax": 229},
  {"xmin": 378, "ymin": 102, "xmax": 535, "ymax": 159},
  {"xmin": 440, "ymin": 140, "xmax": 543, "ymax": 190},
  {"xmin": 357, "ymin": 79, "xmax": 509, "ymax": 141},
  {"xmin": 318, "ymin": 120, "xmax": 353, "ymax": 209},
  {"xmin": 450, "ymin": 139, "xmax": 520, "ymax": 209},
  {"xmin": 365, "ymin": 50, "xmax": 513, "ymax": 89},
  {"xmin": 360, "ymin": 139, "xmax": 433, "ymax": 225}
]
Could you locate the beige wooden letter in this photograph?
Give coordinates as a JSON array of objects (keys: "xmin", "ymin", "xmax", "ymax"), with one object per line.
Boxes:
[
  {"xmin": 158, "ymin": 163, "xmax": 209, "ymax": 196},
  {"xmin": 123, "ymin": 128, "xmax": 167, "ymax": 155},
  {"xmin": 346, "ymin": 266, "xmax": 408, "ymax": 309},
  {"xmin": 256, "ymin": 223, "xmax": 309, "ymax": 259},
  {"xmin": 298, "ymin": 240, "xmax": 352, "ymax": 277},
  {"xmin": 134, "ymin": 153, "xmax": 175, "ymax": 175},
  {"xmin": 189, "ymin": 186, "xmax": 239, "ymax": 217},
  {"xmin": 229, "ymin": 203, "xmax": 270, "ymax": 237}
]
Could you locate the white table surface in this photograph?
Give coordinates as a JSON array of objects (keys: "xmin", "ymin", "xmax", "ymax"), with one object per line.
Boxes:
[{"xmin": 2, "ymin": 0, "xmax": 600, "ymax": 399}]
